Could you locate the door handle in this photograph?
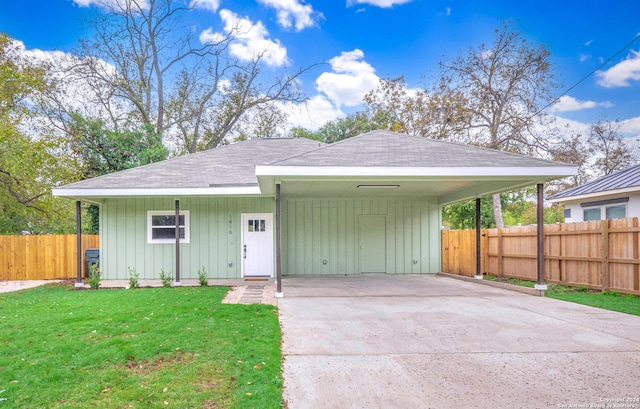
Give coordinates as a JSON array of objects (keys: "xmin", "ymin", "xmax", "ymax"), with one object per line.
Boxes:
[{"xmin": 243, "ymin": 244, "xmax": 247, "ymax": 259}]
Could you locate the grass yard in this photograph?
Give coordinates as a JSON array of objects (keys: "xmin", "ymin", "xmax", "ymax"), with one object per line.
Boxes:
[
  {"xmin": 483, "ymin": 274, "xmax": 640, "ymax": 317},
  {"xmin": 546, "ymin": 286, "xmax": 640, "ymax": 317},
  {"xmin": 0, "ymin": 284, "xmax": 282, "ymax": 408}
]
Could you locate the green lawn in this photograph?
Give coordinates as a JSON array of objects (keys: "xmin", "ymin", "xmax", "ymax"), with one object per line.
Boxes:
[
  {"xmin": 484, "ymin": 274, "xmax": 640, "ymax": 317},
  {"xmin": 0, "ymin": 284, "xmax": 282, "ymax": 408},
  {"xmin": 546, "ymin": 286, "xmax": 640, "ymax": 317}
]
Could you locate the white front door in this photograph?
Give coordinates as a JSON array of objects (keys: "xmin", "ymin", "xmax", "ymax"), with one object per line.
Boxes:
[{"xmin": 241, "ymin": 213, "xmax": 274, "ymax": 277}]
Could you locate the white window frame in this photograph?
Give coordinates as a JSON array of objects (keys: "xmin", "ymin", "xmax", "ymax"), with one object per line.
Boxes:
[{"xmin": 147, "ymin": 210, "xmax": 190, "ymax": 244}]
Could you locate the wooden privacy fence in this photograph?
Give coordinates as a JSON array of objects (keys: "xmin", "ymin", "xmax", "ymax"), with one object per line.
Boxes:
[
  {"xmin": 442, "ymin": 217, "xmax": 640, "ymax": 295},
  {"xmin": 0, "ymin": 235, "xmax": 99, "ymax": 281}
]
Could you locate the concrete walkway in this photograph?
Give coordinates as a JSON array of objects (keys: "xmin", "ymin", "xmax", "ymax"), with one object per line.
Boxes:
[
  {"xmin": 0, "ymin": 280, "xmax": 61, "ymax": 294},
  {"xmin": 278, "ymin": 274, "xmax": 640, "ymax": 409}
]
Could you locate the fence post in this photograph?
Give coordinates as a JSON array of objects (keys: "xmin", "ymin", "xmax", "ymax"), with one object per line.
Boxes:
[
  {"xmin": 634, "ymin": 218, "xmax": 640, "ymax": 292},
  {"xmin": 602, "ymin": 219, "xmax": 610, "ymax": 291},
  {"xmin": 497, "ymin": 229, "xmax": 503, "ymax": 277}
]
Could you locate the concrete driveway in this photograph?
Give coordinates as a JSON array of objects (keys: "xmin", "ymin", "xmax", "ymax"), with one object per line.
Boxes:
[{"xmin": 278, "ymin": 274, "xmax": 640, "ymax": 409}]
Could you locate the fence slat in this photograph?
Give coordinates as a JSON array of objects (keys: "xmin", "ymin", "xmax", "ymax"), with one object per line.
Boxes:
[
  {"xmin": 0, "ymin": 235, "xmax": 99, "ymax": 281},
  {"xmin": 442, "ymin": 217, "xmax": 640, "ymax": 295}
]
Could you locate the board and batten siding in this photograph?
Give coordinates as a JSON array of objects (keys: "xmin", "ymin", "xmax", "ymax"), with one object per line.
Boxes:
[
  {"xmin": 281, "ymin": 198, "xmax": 441, "ymax": 275},
  {"xmin": 99, "ymin": 197, "xmax": 274, "ymax": 279}
]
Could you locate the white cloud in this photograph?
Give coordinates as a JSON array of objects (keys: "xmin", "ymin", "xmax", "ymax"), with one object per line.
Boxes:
[
  {"xmin": 596, "ymin": 50, "xmax": 640, "ymax": 88},
  {"xmin": 552, "ymin": 95, "xmax": 612, "ymax": 112},
  {"xmin": 189, "ymin": 0, "xmax": 220, "ymax": 12},
  {"xmin": 281, "ymin": 95, "xmax": 345, "ymax": 130},
  {"xmin": 199, "ymin": 28, "xmax": 226, "ymax": 45},
  {"xmin": 579, "ymin": 53, "xmax": 591, "ymax": 63},
  {"xmin": 620, "ymin": 117, "xmax": 640, "ymax": 135},
  {"xmin": 201, "ymin": 9, "xmax": 288, "ymax": 67},
  {"xmin": 315, "ymin": 49, "xmax": 380, "ymax": 107},
  {"xmin": 72, "ymin": 0, "xmax": 150, "ymax": 10},
  {"xmin": 257, "ymin": 0, "xmax": 319, "ymax": 31},
  {"xmin": 346, "ymin": 0, "xmax": 414, "ymax": 8}
]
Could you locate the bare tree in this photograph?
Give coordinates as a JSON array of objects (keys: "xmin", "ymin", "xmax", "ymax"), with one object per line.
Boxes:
[
  {"xmin": 546, "ymin": 131, "xmax": 591, "ymax": 195},
  {"xmin": 588, "ymin": 118, "xmax": 637, "ymax": 177},
  {"xmin": 438, "ymin": 22, "xmax": 558, "ymax": 227},
  {"xmin": 74, "ymin": 0, "xmax": 311, "ymax": 153},
  {"xmin": 363, "ymin": 76, "xmax": 468, "ymax": 141}
]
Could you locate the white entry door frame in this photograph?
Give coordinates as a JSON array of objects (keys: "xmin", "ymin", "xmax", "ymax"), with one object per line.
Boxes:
[{"xmin": 241, "ymin": 213, "xmax": 274, "ymax": 277}]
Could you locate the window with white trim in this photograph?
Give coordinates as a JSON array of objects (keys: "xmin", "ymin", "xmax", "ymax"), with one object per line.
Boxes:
[{"xmin": 147, "ymin": 211, "xmax": 190, "ymax": 243}]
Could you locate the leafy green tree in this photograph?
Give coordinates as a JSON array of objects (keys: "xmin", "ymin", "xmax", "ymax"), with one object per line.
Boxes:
[
  {"xmin": 67, "ymin": 114, "xmax": 168, "ymax": 233},
  {"xmin": 317, "ymin": 112, "xmax": 381, "ymax": 143},
  {"xmin": 442, "ymin": 197, "xmax": 497, "ymax": 230},
  {"xmin": 0, "ymin": 33, "xmax": 78, "ymax": 234},
  {"xmin": 68, "ymin": 114, "xmax": 168, "ymax": 179},
  {"xmin": 288, "ymin": 127, "xmax": 323, "ymax": 142}
]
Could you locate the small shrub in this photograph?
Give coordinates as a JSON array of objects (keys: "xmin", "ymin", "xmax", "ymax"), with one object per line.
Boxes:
[
  {"xmin": 197, "ymin": 266, "xmax": 208, "ymax": 287},
  {"xmin": 88, "ymin": 263, "xmax": 101, "ymax": 289},
  {"xmin": 577, "ymin": 286, "xmax": 588, "ymax": 292},
  {"xmin": 160, "ymin": 268, "xmax": 173, "ymax": 288},
  {"xmin": 128, "ymin": 267, "xmax": 139, "ymax": 289},
  {"xmin": 603, "ymin": 290, "xmax": 621, "ymax": 297}
]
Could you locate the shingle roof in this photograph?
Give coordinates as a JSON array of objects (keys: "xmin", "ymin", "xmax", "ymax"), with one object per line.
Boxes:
[
  {"xmin": 549, "ymin": 164, "xmax": 640, "ymax": 200},
  {"xmin": 60, "ymin": 137, "xmax": 324, "ymax": 190},
  {"xmin": 271, "ymin": 130, "xmax": 568, "ymax": 168},
  {"xmin": 57, "ymin": 130, "xmax": 574, "ymax": 194}
]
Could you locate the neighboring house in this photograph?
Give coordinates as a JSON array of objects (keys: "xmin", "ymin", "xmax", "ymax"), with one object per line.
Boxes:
[
  {"xmin": 53, "ymin": 130, "xmax": 576, "ymax": 281},
  {"xmin": 548, "ymin": 164, "xmax": 640, "ymax": 223}
]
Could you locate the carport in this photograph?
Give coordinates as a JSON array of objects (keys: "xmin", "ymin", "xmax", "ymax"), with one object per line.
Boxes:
[
  {"xmin": 56, "ymin": 130, "xmax": 576, "ymax": 286},
  {"xmin": 255, "ymin": 131, "xmax": 577, "ymax": 295},
  {"xmin": 279, "ymin": 274, "xmax": 640, "ymax": 408}
]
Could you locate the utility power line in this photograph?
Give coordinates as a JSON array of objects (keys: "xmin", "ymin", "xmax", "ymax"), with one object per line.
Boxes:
[{"xmin": 536, "ymin": 32, "xmax": 640, "ymax": 117}]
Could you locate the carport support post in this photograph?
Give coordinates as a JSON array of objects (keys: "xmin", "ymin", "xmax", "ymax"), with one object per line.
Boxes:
[
  {"xmin": 275, "ymin": 183, "xmax": 283, "ymax": 297},
  {"xmin": 174, "ymin": 199, "xmax": 181, "ymax": 286},
  {"xmin": 75, "ymin": 200, "xmax": 83, "ymax": 288},
  {"xmin": 535, "ymin": 183, "xmax": 547, "ymax": 290},
  {"xmin": 475, "ymin": 198, "xmax": 483, "ymax": 280}
]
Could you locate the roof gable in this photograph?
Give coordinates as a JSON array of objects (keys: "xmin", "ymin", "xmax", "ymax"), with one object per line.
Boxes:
[{"xmin": 549, "ymin": 164, "xmax": 640, "ymax": 200}]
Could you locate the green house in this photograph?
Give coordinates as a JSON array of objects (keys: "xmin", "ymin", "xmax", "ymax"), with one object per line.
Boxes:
[{"xmin": 53, "ymin": 131, "xmax": 576, "ymax": 290}]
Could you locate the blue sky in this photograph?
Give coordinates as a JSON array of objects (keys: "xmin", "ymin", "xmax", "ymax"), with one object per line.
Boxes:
[{"xmin": 1, "ymin": 0, "xmax": 640, "ymax": 136}]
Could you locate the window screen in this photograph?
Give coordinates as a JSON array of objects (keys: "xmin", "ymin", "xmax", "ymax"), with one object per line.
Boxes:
[
  {"xmin": 605, "ymin": 205, "xmax": 626, "ymax": 220},
  {"xmin": 583, "ymin": 208, "xmax": 601, "ymax": 221}
]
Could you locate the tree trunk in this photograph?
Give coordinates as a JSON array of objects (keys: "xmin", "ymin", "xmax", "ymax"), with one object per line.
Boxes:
[{"xmin": 492, "ymin": 193, "xmax": 504, "ymax": 228}]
